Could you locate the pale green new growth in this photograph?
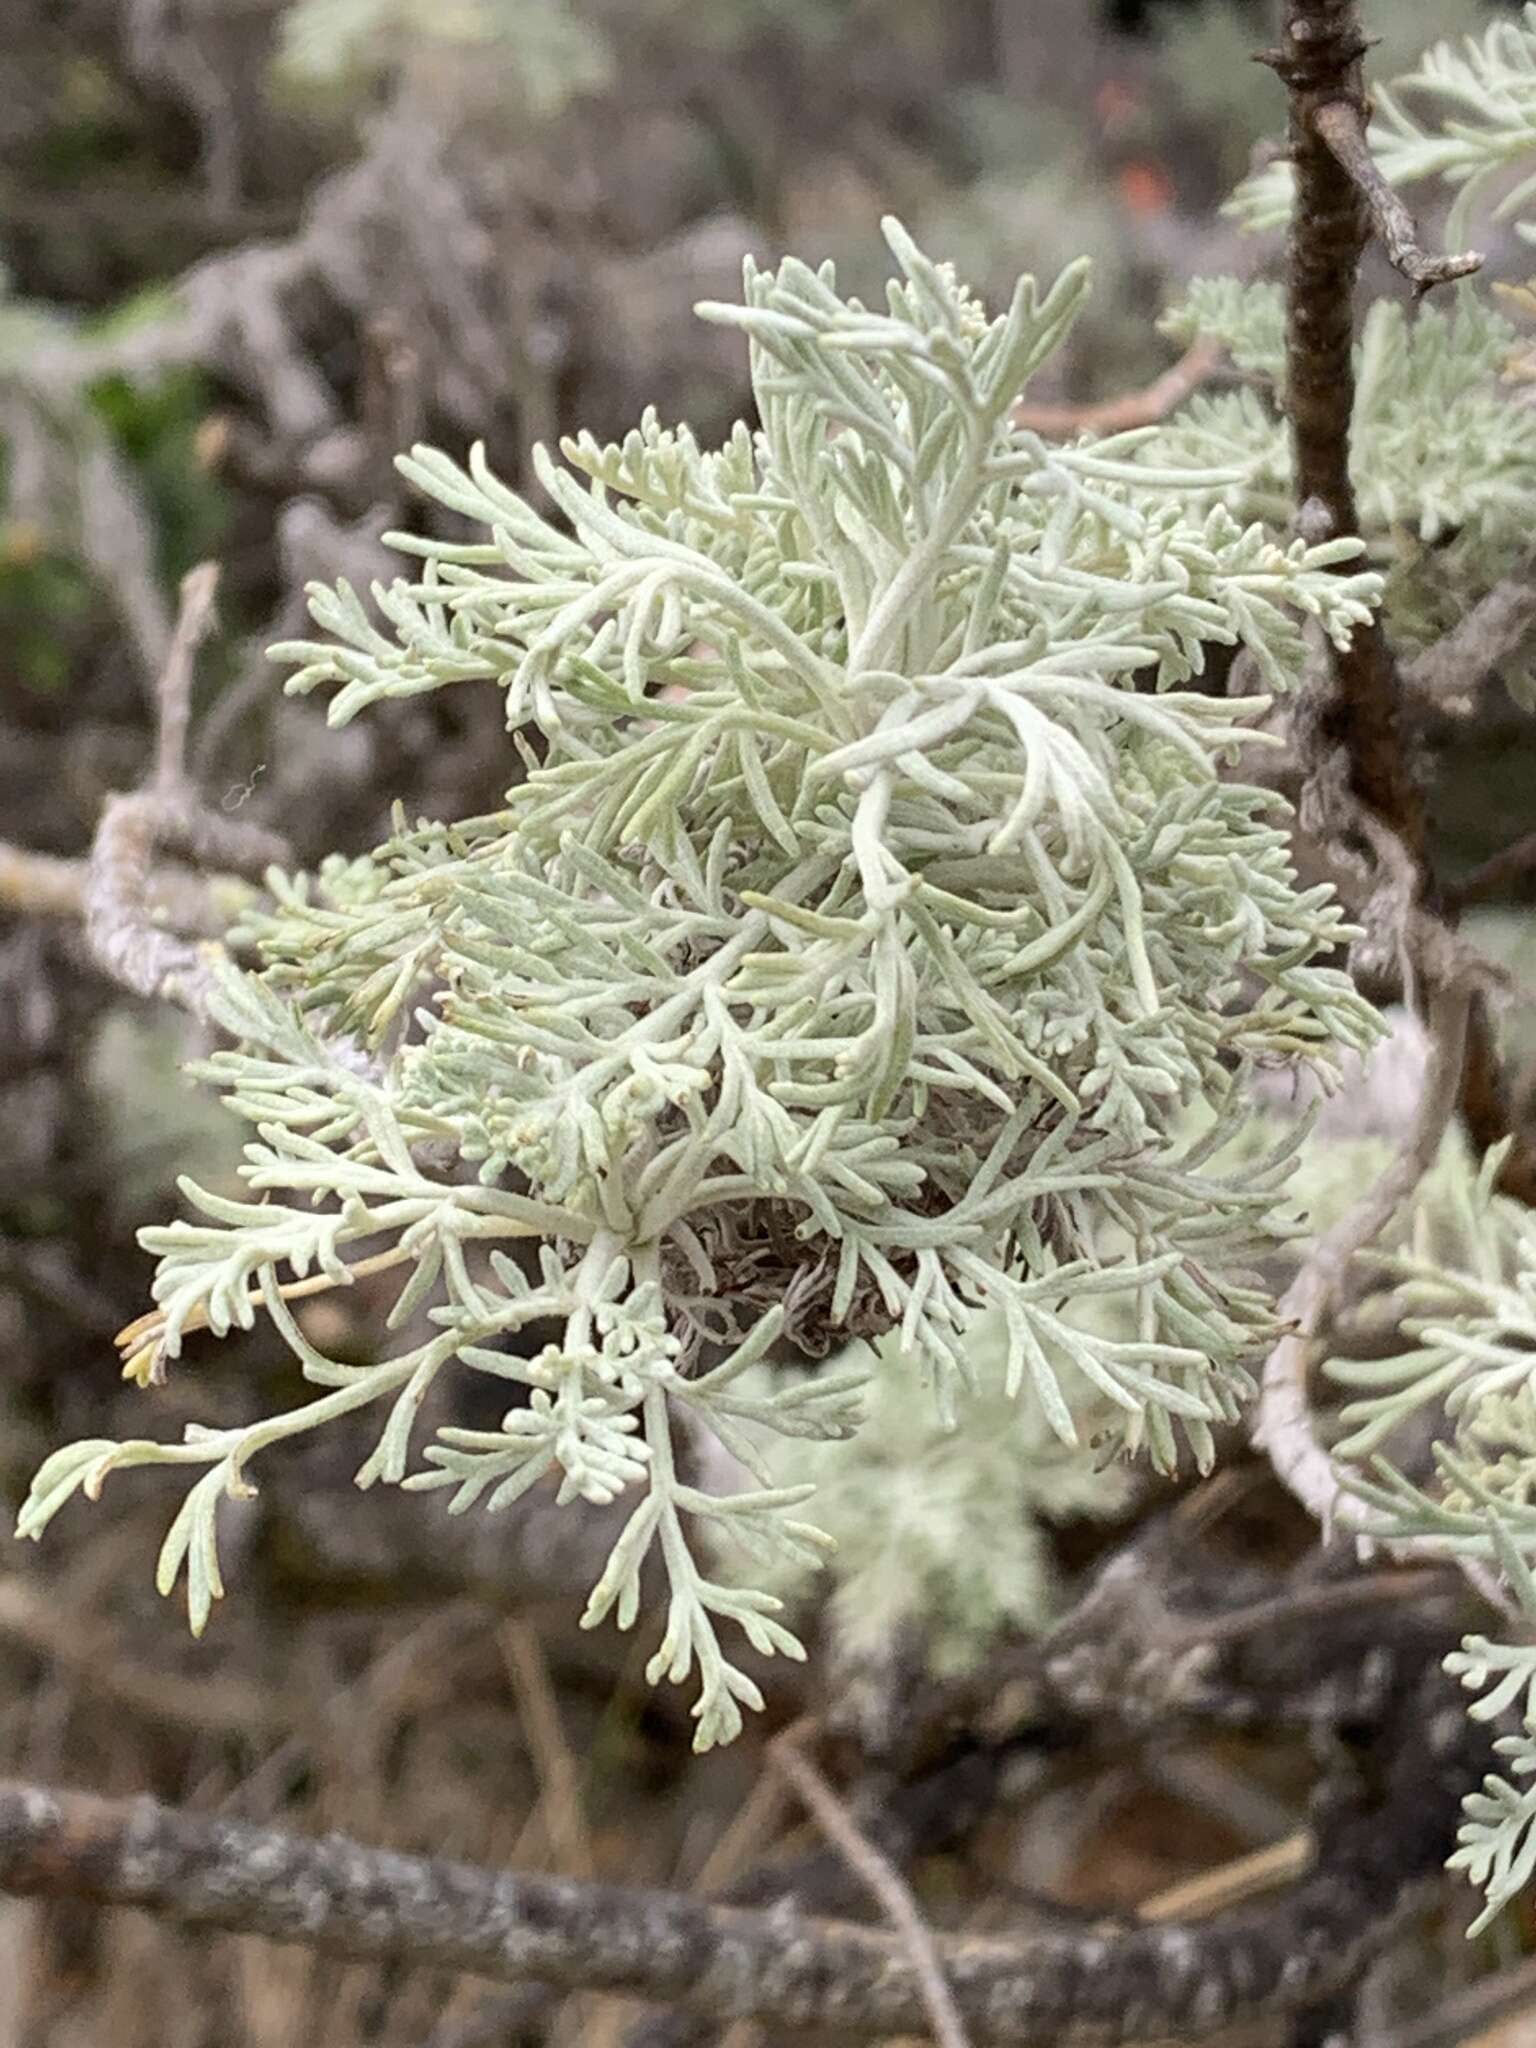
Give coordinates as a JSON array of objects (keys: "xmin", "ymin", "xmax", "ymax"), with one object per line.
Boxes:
[
  {"xmin": 1307, "ymin": 1136, "xmax": 1536, "ymax": 1932},
  {"xmin": 17, "ymin": 220, "xmax": 1378, "ymax": 1747}
]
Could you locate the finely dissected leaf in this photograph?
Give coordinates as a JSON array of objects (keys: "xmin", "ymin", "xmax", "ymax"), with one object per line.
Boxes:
[{"xmin": 21, "ymin": 218, "xmax": 1379, "ymax": 1746}]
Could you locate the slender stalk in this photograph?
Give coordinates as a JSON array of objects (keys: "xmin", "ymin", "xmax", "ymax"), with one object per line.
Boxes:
[{"xmin": 1269, "ymin": 0, "xmax": 1425, "ymax": 854}]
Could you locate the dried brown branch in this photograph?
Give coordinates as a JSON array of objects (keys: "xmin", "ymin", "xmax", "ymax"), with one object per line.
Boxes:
[
  {"xmin": 1136, "ymin": 1836, "xmax": 1310, "ymax": 1925},
  {"xmin": 0, "ymin": 1763, "xmax": 1478, "ymax": 2046},
  {"xmin": 769, "ymin": 1721, "xmax": 971, "ymax": 2048},
  {"xmin": 1267, "ymin": 0, "xmax": 1425, "ymax": 856},
  {"xmin": 83, "ymin": 786, "xmax": 284, "ymax": 1018},
  {"xmin": 80, "ymin": 559, "xmax": 287, "ymax": 1019},
  {"xmin": 1403, "ymin": 572, "xmax": 1536, "ymax": 711},
  {"xmin": 1447, "ymin": 831, "xmax": 1536, "ymax": 912},
  {"xmin": 1013, "ymin": 335, "xmax": 1225, "ymax": 438},
  {"xmin": 1253, "ymin": 978, "xmax": 1474, "ymax": 1543},
  {"xmin": 153, "ymin": 561, "xmax": 221, "ymax": 795},
  {"xmin": 0, "ymin": 1578, "xmax": 280, "ymax": 1741},
  {"xmin": 1310, "ymin": 98, "xmax": 1483, "ymax": 295}
]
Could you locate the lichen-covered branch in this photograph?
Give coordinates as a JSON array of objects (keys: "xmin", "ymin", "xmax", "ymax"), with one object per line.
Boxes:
[
  {"xmin": 84, "ymin": 788, "xmax": 284, "ymax": 1018},
  {"xmin": 0, "ymin": 1718, "xmax": 1480, "ymax": 2048},
  {"xmin": 80, "ymin": 559, "xmax": 287, "ymax": 1018},
  {"xmin": 1254, "ymin": 978, "xmax": 1475, "ymax": 1544}
]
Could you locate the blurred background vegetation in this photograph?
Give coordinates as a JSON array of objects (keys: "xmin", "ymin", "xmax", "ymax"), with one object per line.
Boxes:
[{"xmin": 0, "ymin": 5, "xmax": 1530, "ymax": 2044}]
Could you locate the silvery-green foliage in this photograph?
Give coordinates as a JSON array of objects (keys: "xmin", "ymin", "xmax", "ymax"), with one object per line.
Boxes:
[
  {"xmin": 1162, "ymin": 277, "xmax": 1287, "ymax": 382},
  {"xmin": 1226, "ymin": 5, "xmax": 1536, "ymax": 242},
  {"xmin": 1153, "ymin": 284, "xmax": 1536, "ymax": 681},
  {"xmin": 17, "ymin": 221, "xmax": 1380, "ymax": 1747},
  {"xmin": 1301, "ymin": 1134, "xmax": 1536, "ymax": 1931},
  {"xmin": 734, "ymin": 1018, "xmax": 1429, "ymax": 1690},
  {"xmin": 1371, "ymin": 3, "xmax": 1536, "ymax": 249}
]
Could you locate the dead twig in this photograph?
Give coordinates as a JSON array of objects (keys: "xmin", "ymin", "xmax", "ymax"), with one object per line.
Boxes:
[
  {"xmin": 1137, "ymin": 1835, "xmax": 1311, "ymax": 1925},
  {"xmin": 152, "ymin": 561, "xmax": 221, "ymax": 795},
  {"xmin": 1448, "ymin": 831, "xmax": 1536, "ymax": 912},
  {"xmin": 0, "ymin": 1771, "xmax": 1453, "ymax": 2046},
  {"xmin": 1013, "ymin": 335, "xmax": 1225, "ymax": 438},
  {"xmin": 1310, "ymin": 98, "xmax": 1483, "ymax": 296},
  {"xmin": 1266, "ymin": 0, "xmax": 1425, "ymax": 855},
  {"xmin": 1403, "ymin": 572, "xmax": 1536, "ymax": 713},
  {"xmin": 500, "ymin": 1618, "xmax": 596, "ymax": 1881},
  {"xmin": 80, "ymin": 560, "xmax": 287, "ymax": 1020},
  {"xmin": 768, "ymin": 1720, "xmax": 971, "ymax": 2048}
]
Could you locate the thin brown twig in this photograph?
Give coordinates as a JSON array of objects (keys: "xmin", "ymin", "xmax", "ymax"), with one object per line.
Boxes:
[
  {"xmin": 1403, "ymin": 571, "xmax": 1536, "ymax": 712},
  {"xmin": 1254, "ymin": 978, "xmax": 1470, "ymax": 1532},
  {"xmin": 1253, "ymin": 980, "xmax": 1512, "ymax": 1615},
  {"xmin": 768, "ymin": 1721, "xmax": 971, "ymax": 2048},
  {"xmin": 500, "ymin": 1618, "xmax": 596, "ymax": 1880},
  {"xmin": 1013, "ymin": 335, "xmax": 1225, "ymax": 438},
  {"xmin": 154, "ymin": 561, "xmax": 221, "ymax": 795},
  {"xmin": 1447, "ymin": 831, "xmax": 1536, "ymax": 912},
  {"xmin": 1311, "ymin": 98, "xmax": 1483, "ymax": 295},
  {"xmin": 1137, "ymin": 1835, "xmax": 1311, "ymax": 1925},
  {"xmin": 1268, "ymin": 0, "xmax": 1425, "ymax": 854}
]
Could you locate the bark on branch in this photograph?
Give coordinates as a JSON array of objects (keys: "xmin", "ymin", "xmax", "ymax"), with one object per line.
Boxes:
[
  {"xmin": 1257, "ymin": 2, "xmax": 1536, "ymax": 1210},
  {"xmin": 0, "ymin": 1765, "xmax": 1469, "ymax": 2046},
  {"xmin": 1269, "ymin": 0, "xmax": 1425, "ymax": 854}
]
